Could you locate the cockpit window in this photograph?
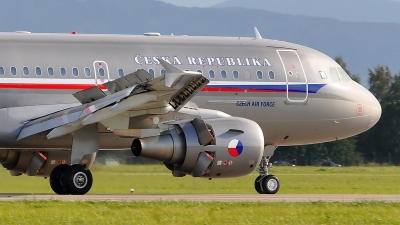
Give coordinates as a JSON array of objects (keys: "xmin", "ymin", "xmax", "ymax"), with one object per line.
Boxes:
[
  {"xmin": 329, "ymin": 67, "xmax": 340, "ymax": 82},
  {"xmin": 337, "ymin": 67, "xmax": 352, "ymax": 82}
]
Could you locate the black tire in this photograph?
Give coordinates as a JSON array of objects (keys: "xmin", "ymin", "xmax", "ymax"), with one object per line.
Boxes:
[
  {"xmin": 254, "ymin": 175, "xmax": 265, "ymax": 194},
  {"xmin": 49, "ymin": 164, "xmax": 69, "ymax": 195},
  {"xmin": 261, "ymin": 175, "xmax": 280, "ymax": 194},
  {"xmin": 62, "ymin": 165, "xmax": 93, "ymax": 195}
]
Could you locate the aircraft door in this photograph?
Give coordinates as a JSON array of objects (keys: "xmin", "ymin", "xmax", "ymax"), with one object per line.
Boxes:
[
  {"xmin": 277, "ymin": 50, "xmax": 308, "ymax": 102},
  {"xmin": 93, "ymin": 61, "xmax": 110, "ymax": 86}
]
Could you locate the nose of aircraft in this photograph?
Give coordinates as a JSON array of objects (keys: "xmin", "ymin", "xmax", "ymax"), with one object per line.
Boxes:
[
  {"xmin": 337, "ymin": 81, "xmax": 382, "ymax": 136},
  {"xmin": 368, "ymin": 92, "xmax": 382, "ymax": 129},
  {"xmin": 354, "ymin": 82, "xmax": 382, "ymax": 130}
]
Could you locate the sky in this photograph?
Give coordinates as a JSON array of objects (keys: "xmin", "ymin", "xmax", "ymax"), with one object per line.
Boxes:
[
  {"xmin": 158, "ymin": 0, "xmax": 225, "ymax": 7},
  {"xmin": 159, "ymin": 0, "xmax": 400, "ymax": 8}
]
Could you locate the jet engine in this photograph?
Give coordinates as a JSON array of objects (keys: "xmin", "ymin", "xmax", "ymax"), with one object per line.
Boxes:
[{"xmin": 131, "ymin": 117, "xmax": 264, "ymax": 178}]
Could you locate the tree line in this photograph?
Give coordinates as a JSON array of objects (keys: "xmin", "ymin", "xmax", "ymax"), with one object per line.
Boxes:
[{"xmin": 271, "ymin": 57, "xmax": 400, "ymax": 166}]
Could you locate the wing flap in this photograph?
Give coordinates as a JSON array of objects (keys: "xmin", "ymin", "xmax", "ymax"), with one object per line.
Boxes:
[
  {"xmin": 104, "ymin": 70, "xmax": 152, "ymax": 94},
  {"xmin": 18, "ymin": 105, "xmax": 86, "ymax": 140},
  {"xmin": 73, "ymin": 86, "xmax": 106, "ymax": 104},
  {"xmin": 78, "ymin": 85, "xmax": 143, "ymax": 119}
]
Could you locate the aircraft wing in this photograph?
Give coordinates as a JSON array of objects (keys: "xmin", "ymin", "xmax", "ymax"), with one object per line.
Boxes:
[{"xmin": 17, "ymin": 59, "xmax": 209, "ymax": 140}]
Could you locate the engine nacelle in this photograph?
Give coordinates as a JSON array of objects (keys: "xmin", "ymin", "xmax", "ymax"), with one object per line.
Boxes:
[
  {"xmin": 0, "ymin": 150, "xmax": 96, "ymax": 177},
  {"xmin": 131, "ymin": 117, "xmax": 264, "ymax": 178}
]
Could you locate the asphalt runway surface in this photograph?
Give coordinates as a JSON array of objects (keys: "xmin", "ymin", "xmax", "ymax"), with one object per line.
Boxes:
[{"xmin": 1, "ymin": 194, "xmax": 400, "ymax": 202}]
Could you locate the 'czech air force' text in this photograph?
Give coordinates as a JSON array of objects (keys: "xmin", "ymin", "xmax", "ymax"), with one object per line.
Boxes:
[{"xmin": 237, "ymin": 101, "xmax": 275, "ymax": 107}]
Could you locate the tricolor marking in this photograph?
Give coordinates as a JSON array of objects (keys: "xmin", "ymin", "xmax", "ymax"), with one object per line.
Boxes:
[{"xmin": 228, "ymin": 139, "xmax": 243, "ymax": 157}]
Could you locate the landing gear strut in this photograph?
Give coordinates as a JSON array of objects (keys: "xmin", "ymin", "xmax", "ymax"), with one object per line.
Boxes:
[
  {"xmin": 49, "ymin": 123, "xmax": 98, "ymax": 195},
  {"xmin": 254, "ymin": 156, "xmax": 280, "ymax": 194},
  {"xmin": 49, "ymin": 164, "xmax": 93, "ymax": 195}
]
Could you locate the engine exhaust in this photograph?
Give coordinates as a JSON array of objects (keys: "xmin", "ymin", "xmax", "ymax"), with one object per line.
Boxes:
[{"xmin": 131, "ymin": 135, "xmax": 180, "ymax": 163}]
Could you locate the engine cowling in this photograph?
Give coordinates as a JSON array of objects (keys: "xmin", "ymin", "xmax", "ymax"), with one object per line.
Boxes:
[
  {"xmin": 131, "ymin": 117, "xmax": 264, "ymax": 178},
  {"xmin": 0, "ymin": 150, "xmax": 96, "ymax": 177}
]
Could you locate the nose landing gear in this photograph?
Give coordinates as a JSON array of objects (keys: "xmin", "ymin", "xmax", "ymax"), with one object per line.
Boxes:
[{"xmin": 254, "ymin": 156, "xmax": 280, "ymax": 194}]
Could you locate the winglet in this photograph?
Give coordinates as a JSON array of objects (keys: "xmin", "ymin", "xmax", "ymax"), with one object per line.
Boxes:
[
  {"xmin": 254, "ymin": 27, "xmax": 262, "ymax": 40},
  {"xmin": 158, "ymin": 58, "xmax": 200, "ymax": 87}
]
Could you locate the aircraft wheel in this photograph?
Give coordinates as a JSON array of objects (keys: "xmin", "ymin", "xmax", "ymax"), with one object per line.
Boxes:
[
  {"xmin": 62, "ymin": 165, "xmax": 93, "ymax": 195},
  {"xmin": 261, "ymin": 175, "xmax": 280, "ymax": 194},
  {"xmin": 254, "ymin": 175, "xmax": 265, "ymax": 194},
  {"xmin": 49, "ymin": 164, "xmax": 69, "ymax": 195}
]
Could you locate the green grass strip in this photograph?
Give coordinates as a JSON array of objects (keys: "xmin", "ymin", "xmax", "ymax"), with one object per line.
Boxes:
[
  {"xmin": 2, "ymin": 165, "xmax": 400, "ymax": 194},
  {"xmin": 0, "ymin": 201, "xmax": 399, "ymax": 225}
]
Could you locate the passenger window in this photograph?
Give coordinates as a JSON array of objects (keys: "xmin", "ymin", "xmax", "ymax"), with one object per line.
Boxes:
[
  {"xmin": 99, "ymin": 68, "xmax": 105, "ymax": 77},
  {"xmin": 221, "ymin": 70, "xmax": 227, "ymax": 79},
  {"xmin": 60, "ymin": 67, "xmax": 66, "ymax": 77},
  {"xmin": 35, "ymin": 67, "xmax": 42, "ymax": 76},
  {"xmin": 11, "ymin": 67, "xmax": 17, "ymax": 76},
  {"xmin": 209, "ymin": 70, "xmax": 215, "ymax": 79},
  {"xmin": 48, "ymin": 67, "xmax": 54, "ymax": 76},
  {"xmin": 149, "ymin": 68, "xmax": 154, "ymax": 77},
  {"xmin": 257, "ymin": 70, "xmax": 263, "ymax": 80},
  {"xmin": 23, "ymin": 67, "xmax": 29, "ymax": 76},
  {"xmin": 269, "ymin": 71, "xmax": 275, "ymax": 80},
  {"xmin": 161, "ymin": 69, "xmax": 166, "ymax": 76},
  {"xmin": 0, "ymin": 67, "xmax": 4, "ymax": 76},
  {"xmin": 329, "ymin": 67, "xmax": 340, "ymax": 82},
  {"xmin": 85, "ymin": 67, "xmax": 91, "ymax": 77},
  {"xmin": 233, "ymin": 70, "xmax": 239, "ymax": 80},
  {"xmin": 197, "ymin": 70, "xmax": 203, "ymax": 74},
  {"xmin": 118, "ymin": 68, "xmax": 124, "ymax": 77},
  {"xmin": 72, "ymin": 67, "xmax": 79, "ymax": 77}
]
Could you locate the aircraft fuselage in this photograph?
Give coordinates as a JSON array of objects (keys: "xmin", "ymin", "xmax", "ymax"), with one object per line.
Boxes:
[{"xmin": 0, "ymin": 33, "xmax": 381, "ymax": 150}]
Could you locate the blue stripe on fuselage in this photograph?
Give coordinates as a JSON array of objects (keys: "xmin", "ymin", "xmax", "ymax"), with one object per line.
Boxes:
[{"xmin": 205, "ymin": 83, "xmax": 326, "ymax": 93}]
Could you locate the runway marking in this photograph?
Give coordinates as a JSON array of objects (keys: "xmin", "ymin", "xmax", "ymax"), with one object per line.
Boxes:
[{"xmin": 1, "ymin": 194, "xmax": 400, "ymax": 202}]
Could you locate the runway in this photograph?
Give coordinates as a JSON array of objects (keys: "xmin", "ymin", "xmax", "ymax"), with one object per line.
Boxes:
[{"xmin": 1, "ymin": 194, "xmax": 400, "ymax": 202}]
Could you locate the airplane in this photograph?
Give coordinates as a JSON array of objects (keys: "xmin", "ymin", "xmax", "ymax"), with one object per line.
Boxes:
[{"xmin": 0, "ymin": 28, "xmax": 381, "ymax": 195}]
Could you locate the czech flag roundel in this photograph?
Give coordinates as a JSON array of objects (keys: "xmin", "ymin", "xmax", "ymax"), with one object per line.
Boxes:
[{"xmin": 228, "ymin": 139, "xmax": 243, "ymax": 157}]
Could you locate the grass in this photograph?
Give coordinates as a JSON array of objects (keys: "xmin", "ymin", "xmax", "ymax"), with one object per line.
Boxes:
[
  {"xmin": 0, "ymin": 165, "xmax": 400, "ymax": 194},
  {"xmin": 2, "ymin": 165, "xmax": 400, "ymax": 224},
  {"xmin": 1, "ymin": 164, "xmax": 400, "ymax": 194},
  {"xmin": 0, "ymin": 201, "xmax": 400, "ymax": 225}
]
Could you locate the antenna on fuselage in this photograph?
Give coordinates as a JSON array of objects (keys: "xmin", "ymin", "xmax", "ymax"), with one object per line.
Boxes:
[{"xmin": 254, "ymin": 27, "xmax": 263, "ymax": 39}]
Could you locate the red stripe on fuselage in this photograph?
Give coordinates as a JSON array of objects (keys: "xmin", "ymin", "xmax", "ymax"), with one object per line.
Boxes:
[
  {"xmin": 0, "ymin": 83, "xmax": 107, "ymax": 90},
  {"xmin": 0, "ymin": 83, "xmax": 286, "ymax": 93},
  {"xmin": 202, "ymin": 87, "xmax": 286, "ymax": 93}
]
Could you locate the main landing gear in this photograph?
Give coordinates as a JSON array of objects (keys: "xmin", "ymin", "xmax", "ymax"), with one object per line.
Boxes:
[
  {"xmin": 254, "ymin": 156, "xmax": 280, "ymax": 194},
  {"xmin": 50, "ymin": 164, "xmax": 93, "ymax": 195}
]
